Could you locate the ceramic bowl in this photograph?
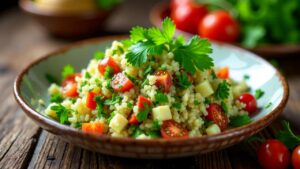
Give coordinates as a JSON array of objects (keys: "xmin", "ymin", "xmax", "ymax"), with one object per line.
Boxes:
[
  {"xmin": 149, "ymin": 2, "xmax": 300, "ymax": 58},
  {"xmin": 14, "ymin": 36, "xmax": 289, "ymax": 159},
  {"xmin": 19, "ymin": 0, "xmax": 117, "ymax": 38}
]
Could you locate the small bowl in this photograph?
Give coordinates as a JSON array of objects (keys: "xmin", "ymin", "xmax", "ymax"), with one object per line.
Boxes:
[
  {"xmin": 150, "ymin": 2, "xmax": 300, "ymax": 58},
  {"xmin": 14, "ymin": 36, "xmax": 289, "ymax": 159},
  {"xmin": 19, "ymin": 0, "xmax": 117, "ymax": 38}
]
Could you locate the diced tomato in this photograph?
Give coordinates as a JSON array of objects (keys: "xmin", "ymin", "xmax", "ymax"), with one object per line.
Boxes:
[
  {"xmin": 217, "ymin": 66, "xmax": 229, "ymax": 80},
  {"xmin": 154, "ymin": 70, "xmax": 172, "ymax": 93},
  {"xmin": 98, "ymin": 57, "xmax": 121, "ymax": 75},
  {"xmin": 86, "ymin": 92, "xmax": 97, "ymax": 110},
  {"xmin": 137, "ymin": 95, "xmax": 151, "ymax": 110},
  {"xmin": 238, "ymin": 93, "xmax": 257, "ymax": 114},
  {"xmin": 82, "ymin": 122, "xmax": 105, "ymax": 135},
  {"xmin": 61, "ymin": 73, "xmax": 81, "ymax": 98},
  {"xmin": 161, "ymin": 120, "xmax": 189, "ymax": 139},
  {"xmin": 128, "ymin": 114, "xmax": 139, "ymax": 125},
  {"xmin": 111, "ymin": 73, "xmax": 134, "ymax": 92},
  {"xmin": 206, "ymin": 103, "xmax": 229, "ymax": 131}
]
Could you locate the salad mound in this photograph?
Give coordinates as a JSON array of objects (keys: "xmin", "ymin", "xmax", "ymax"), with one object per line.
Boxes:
[{"xmin": 44, "ymin": 18, "xmax": 259, "ymax": 139}]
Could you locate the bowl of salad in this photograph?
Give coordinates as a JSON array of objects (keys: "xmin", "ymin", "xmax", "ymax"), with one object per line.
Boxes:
[
  {"xmin": 14, "ymin": 18, "xmax": 288, "ymax": 158},
  {"xmin": 150, "ymin": 0, "xmax": 300, "ymax": 57}
]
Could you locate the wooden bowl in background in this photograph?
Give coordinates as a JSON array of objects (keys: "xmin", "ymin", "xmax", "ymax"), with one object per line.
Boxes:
[
  {"xmin": 19, "ymin": 0, "xmax": 117, "ymax": 39},
  {"xmin": 149, "ymin": 2, "xmax": 300, "ymax": 58}
]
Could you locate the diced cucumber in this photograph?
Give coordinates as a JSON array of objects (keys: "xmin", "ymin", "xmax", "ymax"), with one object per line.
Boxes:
[
  {"xmin": 152, "ymin": 105, "xmax": 172, "ymax": 122},
  {"xmin": 206, "ymin": 124, "xmax": 221, "ymax": 135},
  {"xmin": 195, "ymin": 80, "xmax": 214, "ymax": 97},
  {"xmin": 109, "ymin": 113, "xmax": 128, "ymax": 133}
]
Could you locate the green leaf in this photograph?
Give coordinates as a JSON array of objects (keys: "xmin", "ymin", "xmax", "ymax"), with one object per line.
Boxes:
[
  {"xmin": 162, "ymin": 17, "xmax": 176, "ymax": 41},
  {"xmin": 62, "ymin": 64, "xmax": 75, "ymax": 79},
  {"xmin": 173, "ymin": 37, "xmax": 213, "ymax": 74},
  {"xmin": 275, "ymin": 121, "xmax": 300, "ymax": 149},
  {"xmin": 255, "ymin": 89, "xmax": 265, "ymax": 99},
  {"xmin": 214, "ymin": 81, "xmax": 230, "ymax": 100},
  {"xmin": 175, "ymin": 71, "xmax": 192, "ymax": 89},
  {"xmin": 94, "ymin": 51, "xmax": 105, "ymax": 60},
  {"xmin": 243, "ymin": 74, "xmax": 250, "ymax": 80},
  {"xmin": 154, "ymin": 92, "xmax": 169, "ymax": 104},
  {"xmin": 50, "ymin": 93, "xmax": 64, "ymax": 103},
  {"xmin": 148, "ymin": 28, "xmax": 167, "ymax": 45},
  {"xmin": 264, "ymin": 102, "xmax": 272, "ymax": 109},
  {"xmin": 95, "ymin": 96, "xmax": 105, "ymax": 119},
  {"xmin": 107, "ymin": 112, "xmax": 115, "ymax": 123},
  {"xmin": 230, "ymin": 114, "xmax": 252, "ymax": 127},
  {"xmin": 130, "ymin": 27, "xmax": 147, "ymax": 43},
  {"xmin": 136, "ymin": 103, "xmax": 150, "ymax": 122},
  {"xmin": 129, "ymin": 125, "xmax": 144, "ymax": 138},
  {"xmin": 104, "ymin": 66, "xmax": 113, "ymax": 79},
  {"xmin": 104, "ymin": 94, "xmax": 121, "ymax": 105},
  {"xmin": 221, "ymin": 101, "xmax": 228, "ymax": 114},
  {"xmin": 95, "ymin": 0, "xmax": 120, "ymax": 9},
  {"xmin": 51, "ymin": 104, "xmax": 71, "ymax": 124},
  {"xmin": 172, "ymin": 102, "xmax": 181, "ymax": 109},
  {"xmin": 143, "ymin": 65, "xmax": 153, "ymax": 77}
]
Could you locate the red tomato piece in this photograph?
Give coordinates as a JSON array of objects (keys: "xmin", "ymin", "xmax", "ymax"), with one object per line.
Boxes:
[
  {"xmin": 217, "ymin": 66, "xmax": 229, "ymax": 79},
  {"xmin": 111, "ymin": 73, "xmax": 134, "ymax": 92},
  {"xmin": 199, "ymin": 10, "xmax": 239, "ymax": 43},
  {"xmin": 258, "ymin": 139, "xmax": 290, "ymax": 169},
  {"xmin": 61, "ymin": 73, "xmax": 81, "ymax": 98},
  {"xmin": 238, "ymin": 93, "xmax": 257, "ymax": 114},
  {"xmin": 86, "ymin": 92, "xmax": 97, "ymax": 110},
  {"xmin": 171, "ymin": 2, "xmax": 208, "ymax": 34},
  {"xmin": 137, "ymin": 95, "xmax": 151, "ymax": 110},
  {"xmin": 292, "ymin": 145, "xmax": 300, "ymax": 169},
  {"xmin": 154, "ymin": 70, "xmax": 172, "ymax": 93},
  {"xmin": 206, "ymin": 103, "xmax": 229, "ymax": 131},
  {"xmin": 82, "ymin": 122, "xmax": 105, "ymax": 135},
  {"xmin": 128, "ymin": 114, "xmax": 139, "ymax": 125},
  {"xmin": 98, "ymin": 57, "xmax": 121, "ymax": 75},
  {"xmin": 170, "ymin": 0, "xmax": 189, "ymax": 10},
  {"xmin": 161, "ymin": 120, "xmax": 189, "ymax": 139}
]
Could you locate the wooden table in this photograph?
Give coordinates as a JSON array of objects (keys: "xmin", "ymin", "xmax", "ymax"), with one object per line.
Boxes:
[{"xmin": 1, "ymin": 1, "xmax": 300, "ymax": 168}]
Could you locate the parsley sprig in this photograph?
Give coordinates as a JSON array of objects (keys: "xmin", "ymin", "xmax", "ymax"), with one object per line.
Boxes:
[
  {"xmin": 62, "ymin": 64, "xmax": 74, "ymax": 79},
  {"xmin": 175, "ymin": 71, "xmax": 192, "ymax": 89},
  {"xmin": 214, "ymin": 81, "xmax": 230, "ymax": 100},
  {"xmin": 136, "ymin": 103, "xmax": 151, "ymax": 122},
  {"xmin": 51, "ymin": 104, "xmax": 72, "ymax": 124},
  {"xmin": 275, "ymin": 121, "xmax": 300, "ymax": 149},
  {"xmin": 229, "ymin": 114, "xmax": 252, "ymax": 127}
]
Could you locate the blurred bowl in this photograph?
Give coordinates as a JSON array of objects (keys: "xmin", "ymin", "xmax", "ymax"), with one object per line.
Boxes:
[
  {"xmin": 150, "ymin": 2, "xmax": 300, "ymax": 58},
  {"xmin": 19, "ymin": 0, "xmax": 117, "ymax": 38}
]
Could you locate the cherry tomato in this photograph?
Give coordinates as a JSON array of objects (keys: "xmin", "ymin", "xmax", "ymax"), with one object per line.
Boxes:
[
  {"xmin": 154, "ymin": 70, "xmax": 172, "ymax": 93},
  {"xmin": 292, "ymin": 145, "xmax": 300, "ymax": 169},
  {"xmin": 217, "ymin": 66, "xmax": 229, "ymax": 80},
  {"xmin": 111, "ymin": 73, "xmax": 134, "ymax": 92},
  {"xmin": 98, "ymin": 57, "xmax": 121, "ymax": 75},
  {"xmin": 137, "ymin": 95, "xmax": 151, "ymax": 110},
  {"xmin": 199, "ymin": 10, "xmax": 239, "ymax": 43},
  {"xmin": 258, "ymin": 139, "xmax": 290, "ymax": 169},
  {"xmin": 86, "ymin": 92, "xmax": 97, "ymax": 110},
  {"xmin": 161, "ymin": 120, "xmax": 189, "ymax": 139},
  {"xmin": 171, "ymin": 2, "xmax": 208, "ymax": 34},
  {"xmin": 206, "ymin": 103, "xmax": 228, "ymax": 131},
  {"xmin": 61, "ymin": 73, "xmax": 81, "ymax": 98},
  {"xmin": 128, "ymin": 114, "xmax": 139, "ymax": 125},
  {"xmin": 238, "ymin": 93, "xmax": 257, "ymax": 114},
  {"xmin": 170, "ymin": 0, "xmax": 189, "ymax": 10},
  {"xmin": 82, "ymin": 122, "xmax": 105, "ymax": 135}
]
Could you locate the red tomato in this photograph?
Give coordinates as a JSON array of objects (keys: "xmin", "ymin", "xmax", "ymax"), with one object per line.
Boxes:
[
  {"xmin": 128, "ymin": 114, "xmax": 139, "ymax": 125},
  {"xmin": 61, "ymin": 73, "xmax": 81, "ymax": 98},
  {"xmin": 154, "ymin": 70, "xmax": 172, "ymax": 93},
  {"xmin": 161, "ymin": 120, "xmax": 189, "ymax": 139},
  {"xmin": 170, "ymin": 0, "xmax": 189, "ymax": 10},
  {"xmin": 238, "ymin": 93, "xmax": 257, "ymax": 114},
  {"xmin": 82, "ymin": 122, "xmax": 105, "ymax": 135},
  {"xmin": 217, "ymin": 66, "xmax": 229, "ymax": 79},
  {"xmin": 111, "ymin": 73, "xmax": 134, "ymax": 92},
  {"xmin": 258, "ymin": 139, "xmax": 290, "ymax": 169},
  {"xmin": 137, "ymin": 95, "xmax": 151, "ymax": 110},
  {"xmin": 292, "ymin": 145, "xmax": 300, "ymax": 169},
  {"xmin": 199, "ymin": 10, "xmax": 239, "ymax": 43},
  {"xmin": 86, "ymin": 92, "xmax": 97, "ymax": 110},
  {"xmin": 98, "ymin": 57, "xmax": 121, "ymax": 75},
  {"xmin": 171, "ymin": 2, "xmax": 208, "ymax": 34},
  {"xmin": 206, "ymin": 103, "xmax": 229, "ymax": 131}
]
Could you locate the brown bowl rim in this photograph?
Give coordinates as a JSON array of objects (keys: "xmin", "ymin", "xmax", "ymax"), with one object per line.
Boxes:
[
  {"xmin": 149, "ymin": 1, "xmax": 300, "ymax": 56},
  {"xmin": 19, "ymin": 0, "xmax": 113, "ymax": 17},
  {"xmin": 13, "ymin": 35, "xmax": 289, "ymax": 146}
]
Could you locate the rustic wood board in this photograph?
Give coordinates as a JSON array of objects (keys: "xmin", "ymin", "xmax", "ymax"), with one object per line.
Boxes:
[{"xmin": 1, "ymin": 3, "xmax": 300, "ymax": 169}]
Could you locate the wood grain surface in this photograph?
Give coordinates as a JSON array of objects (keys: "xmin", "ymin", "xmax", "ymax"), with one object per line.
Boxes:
[{"xmin": 1, "ymin": 1, "xmax": 300, "ymax": 168}]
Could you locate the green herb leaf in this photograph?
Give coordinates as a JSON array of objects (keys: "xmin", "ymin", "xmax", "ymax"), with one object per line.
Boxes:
[
  {"xmin": 124, "ymin": 72, "xmax": 138, "ymax": 84},
  {"xmin": 243, "ymin": 74, "xmax": 250, "ymax": 80},
  {"xmin": 130, "ymin": 27, "xmax": 147, "ymax": 43},
  {"xmin": 221, "ymin": 101, "xmax": 228, "ymax": 114},
  {"xmin": 51, "ymin": 104, "xmax": 72, "ymax": 124},
  {"xmin": 94, "ymin": 51, "xmax": 105, "ymax": 60},
  {"xmin": 104, "ymin": 66, "xmax": 113, "ymax": 79},
  {"xmin": 265, "ymin": 102, "xmax": 273, "ymax": 109},
  {"xmin": 175, "ymin": 71, "xmax": 192, "ymax": 89},
  {"xmin": 50, "ymin": 93, "xmax": 64, "ymax": 103},
  {"xmin": 107, "ymin": 112, "xmax": 115, "ymax": 123},
  {"xmin": 95, "ymin": 96, "xmax": 105, "ymax": 119},
  {"xmin": 143, "ymin": 65, "xmax": 153, "ymax": 77},
  {"xmin": 62, "ymin": 64, "xmax": 74, "ymax": 79},
  {"xmin": 230, "ymin": 114, "xmax": 252, "ymax": 127},
  {"xmin": 255, "ymin": 89, "xmax": 265, "ymax": 99},
  {"xmin": 104, "ymin": 94, "xmax": 121, "ymax": 105},
  {"xmin": 95, "ymin": 0, "xmax": 120, "ymax": 9},
  {"xmin": 137, "ymin": 103, "xmax": 150, "ymax": 122},
  {"xmin": 204, "ymin": 98, "xmax": 211, "ymax": 105},
  {"xmin": 275, "ymin": 121, "xmax": 300, "ymax": 149},
  {"xmin": 129, "ymin": 125, "xmax": 143, "ymax": 138},
  {"xmin": 172, "ymin": 102, "xmax": 181, "ymax": 109},
  {"xmin": 214, "ymin": 81, "xmax": 230, "ymax": 100},
  {"xmin": 154, "ymin": 92, "xmax": 169, "ymax": 104}
]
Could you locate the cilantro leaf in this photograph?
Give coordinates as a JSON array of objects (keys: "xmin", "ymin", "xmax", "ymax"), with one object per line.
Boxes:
[
  {"xmin": 221, "ymin": 101, "xmax": 228, "ymax": 114},
  {"xmin": 214, "ymin": 81, "xmax": 230, "ymax": 100},
  {"xmin": 95, "ymin": 96, "xmax": 105, "ymax": 119},
  {"xmin": 175, "ymin": 71, "xmax": 192, "ymax": 89},
  {"xmin": 130, "ymin": 27, "xmax": 147, "ymax": 43},
  {"xmin": 104, "ymin": 94, "xmax": 121, "ymax": 105},
  {"xmin": 230, "ymin": 114, "xmax": 252, "ymax": 127},
  {"xmin": 154, "ymin": 92, "xmax": 169, "ymax": 104},
  {"xmin": 50, "ymin": 93, "xmax": 64, "ymax": 103},
  {"xmin": 255, "ymin": 89, "xmax": 265, "ymax": 99},
  {"xmin": 148, "ymin": 18, "xmax": 175, "ymax": 45},
  {"xmin": 275, "ymin": 121, "xmax": 300, "ymax": 149},
  {"xmin": 51, "ymin": 104, "xmax": 71, "ymax": 124},
  {"xmin": 94, "ymin": 51, "xmax": 105, "ymax": 60},
  {"xmin": 104, "ymin": 66, "xmax": 113, "ymax": 79},
  {"xmin": 107, "ymin": 112, "xmax": 115, "ymax": 123},
  {"xmin": 129, "ymin": 125, "xmax": 144, "ymax": 138},
  {"xmin": 62, "ymin": 64, "xmax": 75, "ymax": 79},
  {"xmin": 136, "ymin": 103, "xmax": 150, "ymax": 122},
  {"xmin": 173, "ymin": 37, "xmax": 213, "ymax": 74},
  {"xmin": 162, "ymin": 17, "xmax": 176, "ymax": 42}
]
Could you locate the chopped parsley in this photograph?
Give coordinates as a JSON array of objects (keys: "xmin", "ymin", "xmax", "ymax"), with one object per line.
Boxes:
[
  {"xmin": 154, "ymin": 92, "xmax": 169, "ymax": 104},
  {"xmin": 105, "ymin": 80, "xmax": 113, "ymax": 90},
  {"xmin": 129, "ymin": 125, "xmax": 143, "ymax": 138},
  {"xmin": 194, "ymin": 100, "xmax": 200, "ymax": 106},
  {"xmin": 264, "ymin": 102, "xmax": 273, "ymax": 109},
  {"xmin": 221, "ymin": 101, "xmax": 228, "ymax": 114},
  {"xmin": 146, "ymin": 120, "xmax": 161, "ymax": 138},
  {"xmin": 210, "ymin": 70, "xmax": 217, "ymax": 79},
  {"xmin": 50, "ymin": 93, "xmax": 64, "ymax": 103},
  {"xmin": 214, "ymin": 81, "xmax": 230, "ymax": 100},
  {"xmin": 141, "ymin": 79, "xmax": 149, "ymax": 88},
  {"xmin": 175, "ymin": 71, "xmax": 192, "ymax": 89},
  {"xmin": 143, "ymin": 65, "xmax": 153, "ymax": 77},
  {"xmin": 229, "ymin": 114, "xmax": 252, "ymax": 127},
  {"xmin": 172, "ymin": 102, "xmax": 181, "ymax": 109},
  {"xmin": 62, "ymin": 64, "xmax": 74, "ymax": 79},
  {"xmin": 243, "ymin": 74, "xmax": 250, "ymax": 80},
  {"xmin": 51, "ymin": 104, "xmax": 72, "ymax": 124},
  {"xmin": 107, "ymin": 111, "xmax": 115, "ymax": 123},
  {"xmin": 104, "ymin": 94, "xmax": 121, "ymax": 105},
  {"xmin": 127, "ymin": 102, "xmax": 133, "ymax": 108},
  {"xmin": 136, "ymin": 103, "xmax": 151, "ymax": 122},
  {"xmin": 255, "ymin": 89, "xmax": 265, "ymax": 99},
  {"xmin": 74, "ymin": 122, "xmax": 82, "ymax": 128},
  {"xmin": 95, "ymin": 96, "xmax": 105, "ymax": 118},
  {"xmin": 275, "ymin": 121, "xmax": 300, "ymax": 149},
  {"xmin": 204, "ymin": 98, "xmax": 211, "ymax": 105},
  {"xmin": 112, "ymin": 46, "xmax": 125, "ymax": 55},
  {"xmin": 94, "ymin": 51, "xmax": 105, "ymax": 60},
  {"xmin": 124, "ymin": 72, "xmax": 138, "ymax": 84},
  {"xmin": 85, "ymin": 72, "xmax": 91, "ymax": 79},
  {"xmin": 104, "ymin": 66, "xmax": 113, "ymax": 79}
]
